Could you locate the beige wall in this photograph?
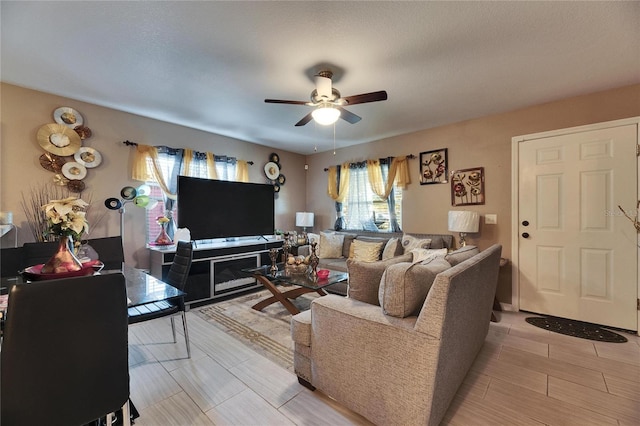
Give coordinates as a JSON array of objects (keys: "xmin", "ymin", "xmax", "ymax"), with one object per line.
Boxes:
[
  {"xmin": 305, "ymin": 84, "xmax": 640, "ymax": 303},
  {"xmin": 2, "ymin": 82, "xmax": 639, "ymax": 301},
  {"xmin": 0, "ymin": 83, "xmax": 307, "ymax": 267}
]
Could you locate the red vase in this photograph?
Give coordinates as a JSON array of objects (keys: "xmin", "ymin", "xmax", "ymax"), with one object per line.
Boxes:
[
  {"xmin": 41, "ymin": 235, "xmax": 83, "ymax": 273},
  {"xmin": 155, "ymin": 223, "xmax": 173, "ymax": 245}
]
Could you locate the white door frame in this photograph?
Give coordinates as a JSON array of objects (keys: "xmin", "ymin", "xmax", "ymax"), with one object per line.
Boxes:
[{"xmin": 511, "ymin": 117, "xmax": 640, "ymax": 335}]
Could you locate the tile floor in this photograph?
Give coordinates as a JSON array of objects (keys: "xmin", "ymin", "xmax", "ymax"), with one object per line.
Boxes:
[{"xmin": 128, "ymin": 309, "xmax": 640, "ymax": 425}]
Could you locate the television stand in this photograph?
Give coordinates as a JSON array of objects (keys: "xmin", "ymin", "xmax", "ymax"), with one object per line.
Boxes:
[{"xmin": 149, "ymin": 237, "xmax": 282, "ymax": 305}]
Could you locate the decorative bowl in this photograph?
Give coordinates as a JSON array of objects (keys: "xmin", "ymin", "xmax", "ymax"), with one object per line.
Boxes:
[
  {"xmin": 317, "ymin": 269, "xmax": 330, "ymax": 279},
  {"xmin": 285, "ymin": 263, "xmax": 309, "ymax": 275}
]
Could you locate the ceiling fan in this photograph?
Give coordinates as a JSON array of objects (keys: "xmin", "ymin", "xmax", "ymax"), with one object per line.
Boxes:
[{"xmin": 265, "ymin": 70, "xmax": 388, "ymax": 127}]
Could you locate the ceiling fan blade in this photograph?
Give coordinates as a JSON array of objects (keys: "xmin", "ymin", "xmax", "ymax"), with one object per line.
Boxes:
[
  {"xmin": 337, "ymin": 107, "xmax": 361, "ymax": 124},
  {"xmin": 342, "ymin": 90, "xmax": 388, "ymax": 105},
  {"xmin": 265, "ymin": 99, "xmax": 308, "ymax": 105},
  {"xmin": 295, "ymin": 112, "xmax": 314, "ymax": 127}
]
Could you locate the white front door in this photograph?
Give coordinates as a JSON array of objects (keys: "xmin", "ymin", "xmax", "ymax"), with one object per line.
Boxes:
[{"xmin": 517, "ymin": 124, "xmax": 637, "ymax": 330}]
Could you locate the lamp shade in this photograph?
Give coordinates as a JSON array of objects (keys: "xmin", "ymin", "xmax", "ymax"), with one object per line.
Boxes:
[
  {"xmin": 448, "ymin": 211, "xmax": 479, "ymax": 233},
  {"xmin": 296, "ymin": 212, "xmax": 314, "ymax": 228}
]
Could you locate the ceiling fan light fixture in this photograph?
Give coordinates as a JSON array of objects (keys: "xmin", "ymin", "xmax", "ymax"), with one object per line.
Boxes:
[{"xmin": 312, "ymin": 105, "xmax": 340, "ymax": 125}]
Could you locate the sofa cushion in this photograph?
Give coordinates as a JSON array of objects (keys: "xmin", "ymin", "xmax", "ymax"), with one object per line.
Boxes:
[
  {"xmin": 379, "ymin": 257, "xmax": 451, "ymax": 318},
  {"xmin": 381, "ymin": 237, "xmax": 400, "ymax": 260},
  {"xmin": 351, "ymin": 239, "xmax": 386, "ymax": 262},
  {"xmin": 445, "ymin": 245, "xmax": 480, "ymax": 266},
  {"xmin": 410, "ymin": 248, "xmax": 448, "ymax": 264},
  {"xmin": 401, "ymin": 234, "xmax": 432, "ymax": 253},
  {"xmin": 341, "ymin": 234, "xmax": 358, "ymax": 258},
  {"xmin": 346, "ymin": 253, "xmax": 412, "ymax": 305},
  {"xmin": 291, "ymin": 309, "xmax": 312, "ymax": 347},
  {"xmin": 319, "ymin": 232, "xmax": 344, "ymax": 259}
]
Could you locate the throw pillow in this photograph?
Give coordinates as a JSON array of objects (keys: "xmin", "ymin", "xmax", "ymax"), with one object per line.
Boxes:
[
  {"xmin": 351, "ymin": 239, "xmax": 385, "ymax": 262},
  {"xmin": 381, "ymin": 237, "xmax": 400, "ymax": 260},
  {"xmin": 341, "ymin": 234, "xmax": 358, "ymax": 258},
  {"xmin": 379, "ymin": 257, "xmax": 451, "ymax": 318},
  {"xmin": 401, "ymin": 234, "xmax": 432, "ymax": 253},
  {"xmin": 410, "ymin": 248, "xmax": 448, "ymax": 264},
  {"xmin": 445, "ymin": 245, "xmax": 480, "ymax": 266},
  {"xmin": 318, "ymin": 232, "xmax": 344, "ymax": 259},
  {"xmin": 307, "ymin": 232, "xmax": 320, "ymax": 247},
  {"xmin": 346, "ymin": 253, "xmax": 413, "ymax": 305}
]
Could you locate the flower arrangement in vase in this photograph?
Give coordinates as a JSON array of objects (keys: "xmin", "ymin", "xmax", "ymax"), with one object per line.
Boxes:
[
  {"xmin": 154, "ymin": 215, "xmax": 173, "ymax": 245},
  {"xmin": 40, "ymin": 197, "xmax": 89, "ymax": 273}
]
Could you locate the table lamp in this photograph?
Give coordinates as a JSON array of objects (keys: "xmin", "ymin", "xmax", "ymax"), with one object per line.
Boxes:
[
  {"xmin": 296, "ymin": 212, "xmax": 314, "ymax": 244},
  {"xmin": 448, "ymin": 210, "xmax": 479, "ymax": 247}
]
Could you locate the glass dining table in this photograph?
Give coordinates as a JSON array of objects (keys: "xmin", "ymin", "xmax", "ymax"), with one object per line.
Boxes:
[{"xmin": 0, "ymin": 264, "xmax": 184, "ymax": 310}]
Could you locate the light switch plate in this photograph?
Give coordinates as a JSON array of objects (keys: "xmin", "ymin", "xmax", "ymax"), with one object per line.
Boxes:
[{"xmin": 485, "ymin": 214, "xmax": 497, "ymax": 225}]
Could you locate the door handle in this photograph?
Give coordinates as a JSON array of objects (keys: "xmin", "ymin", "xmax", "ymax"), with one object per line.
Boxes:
[{"xmin": 522, "ymin": 232, "xmax": 530, "ymax": 238}]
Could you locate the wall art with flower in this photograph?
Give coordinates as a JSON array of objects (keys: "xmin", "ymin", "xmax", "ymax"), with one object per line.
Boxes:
[
  {"xmin": 451, "ymin": 167, "xmax": 485, "ymax": 206},
  {"xmin": 419, "ymin": 148, "xmax": 448, "ymax": 185}
]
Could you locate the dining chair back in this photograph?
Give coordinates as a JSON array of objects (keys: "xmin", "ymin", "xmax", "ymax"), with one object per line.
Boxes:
[
  {"xmin": 1, "ymin": 274, "xmax": 130, "ymax": 426},
  {"xmin": 21, "ymin": 240, "xmax": 58, "ymax": 267},
  {"xmin": 128, "ymin": 240, "xmax": 193, "ymax": 358},
  {"xmin": 0, "ymin": 246, "xmax": 24, "ymax": 277},
  {"xmin": 88, "ymin": 236, "xmax": 124, "ymax": 270}
]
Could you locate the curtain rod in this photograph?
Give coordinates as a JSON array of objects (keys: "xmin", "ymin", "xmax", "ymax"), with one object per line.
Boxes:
[
  {"xmin": 323, "ymin": 154, "xmax": 416, "ymax": 172},
  {"xmin": 122, "ymin": 140, "xmax": 254, "ymax": 165}
]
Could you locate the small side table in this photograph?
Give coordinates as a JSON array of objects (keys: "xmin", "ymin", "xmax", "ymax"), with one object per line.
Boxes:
[{"xmin": 491, "ymin": 257, "xmax": 509, "ymax": 322}]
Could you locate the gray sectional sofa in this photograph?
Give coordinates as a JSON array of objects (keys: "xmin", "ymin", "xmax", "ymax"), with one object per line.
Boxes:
[
  {"xmin": 291, "ymin": 244, "xmax": 502, "ymax": 426},
  {"xmin": 297, "ymin": 230, "xmax": 454, "ymax": 295}
]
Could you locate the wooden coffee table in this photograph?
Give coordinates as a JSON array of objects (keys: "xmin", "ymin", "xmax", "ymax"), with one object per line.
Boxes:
[{"xmin": 242, "ymin": 264, "xmax": 348, "ymax": 315}]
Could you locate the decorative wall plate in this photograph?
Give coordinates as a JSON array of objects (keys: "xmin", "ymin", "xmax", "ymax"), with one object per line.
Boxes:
[
  {"xmin": 61, "ymin": 161, "xmax": 87, "ymax": 180},
  {"xmin": 273, "ymin": 184, "xmax": 281, "ymax": 193},
  {"xmin": 74, "ymin": 147, "xmax": 102, "ymax": 168},
  {"xmin": 37, "ymin": 123, "xmax": 81, "ymax": 156},
  {"xmin": 53, "ymin": 107, "xmax": 83, "ymax": 128},
  {"xmin": 67, "ymin": 180, "xmax": 86, "ymax": 193},
  {"xmin": 264, "ymin": 161, "xmax": 280, "ymax": 180},
  {"xmin": 39, "ymin": 152, "xmax": 66, "ymax": 172},
  {"xmin": 277, "ymin": 174, "xmax": 286, "ymax": 185},
  {"xmin": 269, "ymin": 152, "xmax": 280, "ymax": 164},
  {"xmin": 52, "ymin": 173, "xmax": 69, "ymax": 186},
  {"xmin": 74, "ymin": 125, "xmax": 92, "ymax": 140}
]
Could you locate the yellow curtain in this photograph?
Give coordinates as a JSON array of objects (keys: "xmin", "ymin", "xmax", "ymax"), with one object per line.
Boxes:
[
  {"xmin": 384, "ymin": 156, "xmax": 411, "ymax": 195},
  {"xmin": 327, "ymin": 162, "xmax": 350, "ymax": 202},
  {"xmin": 236, "ymin": 160, "xmax": 249, "ymax": 182},
  {"xmin": 367, "ymin": 159, "xmax": 387, "ymax": 199},
  {"xmin": 130, "ymin": 144, "xmax": 177, "ymax": 200},
  {"xmin": 206, "ymin": 152, "xmax": 218, "ymax": 180},
  {"xmin": 182, "ymin": 148, "xmax": 193, "ymax": 176}
]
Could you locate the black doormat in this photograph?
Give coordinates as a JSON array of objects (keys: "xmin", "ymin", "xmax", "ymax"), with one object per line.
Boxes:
[{"xmin": 525, "ymin": 316, "xmax": 628, "ymax": 343}]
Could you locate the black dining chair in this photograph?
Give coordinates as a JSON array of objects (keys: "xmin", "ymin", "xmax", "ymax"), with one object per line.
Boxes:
[
  {"xmin": 0, "ymin": 246, "xmax": 24, "ymax": 277},
  {"xmin": 21, "ymin": 240, "xmax": 58, "ymax": 267},
  {"xmin": 88, "ymin": 236, "xmax": 125, "ymax": 270},
  {"xmin": 128, "ymin": 240, "xmax": 193, "ymax": 358},
  {"xmin": 0, "ymin": 274, "xmax": 131, "ymax": 426}
]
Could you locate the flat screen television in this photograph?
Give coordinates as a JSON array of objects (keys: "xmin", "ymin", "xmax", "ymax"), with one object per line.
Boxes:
[{"xmin": 177, "ymin": 176, "xmax": 274, "ymax": 240}]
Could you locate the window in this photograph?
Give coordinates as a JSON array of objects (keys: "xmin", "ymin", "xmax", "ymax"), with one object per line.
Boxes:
[
  {"xmin": 342, "ymin": 161, "xmax": 402, "ymax": 232},
  {"xmin": 144, "ymin": 151, "xmax": 237, "ymax": 242}
]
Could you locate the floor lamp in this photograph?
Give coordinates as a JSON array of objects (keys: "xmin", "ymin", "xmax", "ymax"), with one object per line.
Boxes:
[{"xmin": 105, "ymin": 185, "xmax": 158, "ymax": 250}]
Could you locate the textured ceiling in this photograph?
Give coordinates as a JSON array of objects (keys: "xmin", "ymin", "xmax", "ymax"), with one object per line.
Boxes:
[{"xmin": 2, "ymin": 1, "xmax": 639, "ymax": 155}]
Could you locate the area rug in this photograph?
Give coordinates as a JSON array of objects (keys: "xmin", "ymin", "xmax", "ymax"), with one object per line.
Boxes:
[
  {"xmin": 525, "ymin": 316, "xmax": 628, "ymax": 343},
  {"xmin": 192, "ymin": 289, "xmax": 320, "ymax": 372}
]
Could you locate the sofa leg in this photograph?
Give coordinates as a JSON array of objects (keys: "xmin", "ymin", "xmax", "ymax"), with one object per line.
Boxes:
[{"xmin": 298, "ymin": 376, "xmax": 316, "ymax": 391}]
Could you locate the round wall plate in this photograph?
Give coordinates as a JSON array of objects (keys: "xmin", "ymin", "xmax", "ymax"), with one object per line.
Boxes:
[
  {"xmin": 74, "ymin": 147, "xmax": 102, "ymax": 168},
  {"xmin": 264, "ymin": 161, "xmax": 280, "ymax": 180},
  {"xmin": 61, "ymin": 162, "xmax": 87, "ymax": 180},
  {"xmin": 53, "ymin": 106, "xmax": 84, "ymax": 128},
  {"xmin": 37, "ymin": 123, "xmax": 81, "ymax": 156}
]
